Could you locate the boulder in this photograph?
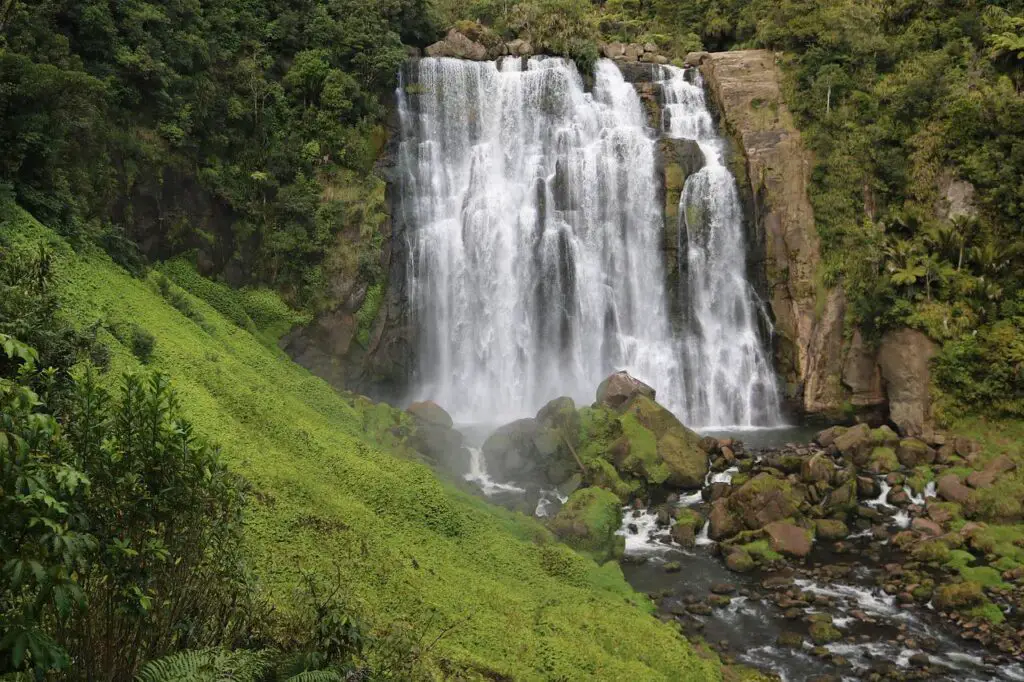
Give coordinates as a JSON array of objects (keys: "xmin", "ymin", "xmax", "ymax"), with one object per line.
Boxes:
[
  {"xmin": 897, "ymin": 438, "xmax": 933, "ymax": 468},
  {"xmin": 911, "ymin": 517, "xmax": 943, "ymax": 537},
  {"xmin": 709, "ymin": 499, "xmax": 741, "ymax": 540},
  {"xmin": 729, "ymin": 473, "xmax": 802, "ymax": 530},
  {"xmin": 877, "ymin": 328, "xmax": 938, "ymax": 437},
  {"xmin": 596, "ymin": 371, "xmax": 656, "ymax": 409},
  {"xmin": 834, "ymin": 423, "xmax": 872, "ymax": 459},
  {"xmin": 725, "ymin": 548, "xmax": 755, "ymax": 572},
  {"xmin": 601, "ymin": 42, "xmax": 625, "ymax": 58},
  {"xmin": 764, "ymin": 521, "xmax": 813, "ymax": 558},
  {"xmin": 866, "ymin": 447, "xmax": 899, "ymax": 474},
  {"xmin": 536, "ymin": 396, "xmax": 578, "ymax": 432},
  {"xmin": 966, "ymin": 454, "xmax": 1016, "ymax": 489},
  {"xmin": 937, "ymin": 473, "xmax": 972, "ymax": 504},
  {"xmin": 815, "ymin": 425, "xmax": 846, "ymax": 448},
  {"xmin": 823, "ymin": 477, "xmax": 857, "ymax": 514},
  {"xmin": 425, "ymin": 29, "xmax": 488, "ymax": 60},
  {"xmin": 548, "ymin": 487, "xmax": 624, "ymax": 562},
  {"xmin": 407, "ymin": 400, "xmax": 454, "ymax": 429},
  {"xmin": 683, "ymin": 51, "xmax": 710, "ymax": 67},
  {"xmin": 623, "ymin": 43, "xmax": 644, "ymax": 60},
  {"xmin": 620, "ymin": 395, "xmax": 708, "ymax": 488},
  {"xmin": 482, "ymin": 418, "xmax": 573, "ymax": 484},
  {"xmin": 815, "ymin": 519, "xmax": 849, "ymax": 540},
  {"xmin": 801, "ymin": 453, "xmax": 834, "ymax": 484},
  {"xmin": 808, "ymin": 618, "xmax": 842, "ymax": 645},
  {"xmin": 506, "ymin": 38, "xmax": 533, "ymax": 56}
]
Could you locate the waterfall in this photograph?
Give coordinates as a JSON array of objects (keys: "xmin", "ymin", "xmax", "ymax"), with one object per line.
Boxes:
[
  {"xmin": 396, "ymin": 56, "xmax": 783, "ymax": 428},
  {"xmin": 397, "ymin": 56, "xmax": 683, "ymax": 422},
  {"xmin": 658, "ymin": 66, "xmax": 784, "ymax": 428}
]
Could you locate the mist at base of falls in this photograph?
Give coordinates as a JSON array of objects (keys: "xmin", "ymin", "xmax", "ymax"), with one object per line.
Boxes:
[{"xmin": 397, "ymin": 56, "xmax": 783, "ymax": 429}]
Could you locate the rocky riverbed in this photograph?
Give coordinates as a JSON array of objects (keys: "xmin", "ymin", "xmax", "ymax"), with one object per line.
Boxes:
[{"xmin": 407, "ymin": 371, "xmax": 1024, "ymax": 681}]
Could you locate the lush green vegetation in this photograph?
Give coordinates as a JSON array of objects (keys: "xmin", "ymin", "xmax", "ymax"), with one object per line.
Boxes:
[
  {"xmin": 0, "ymin": 0, "xmax": 432, "ymax": 310},
  {"xmin": 0, "ymin": 206, "xmax": 721, "ymax": 679}
]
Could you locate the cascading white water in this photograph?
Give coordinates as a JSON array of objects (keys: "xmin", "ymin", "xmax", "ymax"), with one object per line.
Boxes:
[
  {"xmin": 397, "ymin": 57, "xmax": 684, "ymax": 422},
  {"xmin": 658, "ymin": 66, "xmax": 784, "ymax": 428}
]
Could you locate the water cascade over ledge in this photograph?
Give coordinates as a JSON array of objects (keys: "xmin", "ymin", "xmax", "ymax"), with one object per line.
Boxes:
[
  {"xmin": 397, "ymin": 56, "xmax": 783, "ymax": 428},
  {"xmin": 657, "ymin": 66, "xmax": 784, "ymax": 428}
]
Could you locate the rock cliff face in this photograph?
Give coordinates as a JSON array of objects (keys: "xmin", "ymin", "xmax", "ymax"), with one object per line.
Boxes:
[{"xmin": 697, "ymin": 50, "xmax": 846, "ymax": 415}]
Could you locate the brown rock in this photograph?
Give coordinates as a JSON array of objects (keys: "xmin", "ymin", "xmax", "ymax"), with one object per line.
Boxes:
[
  {"xmin": 764, "ymin": 521, "xmax": 813, "ymax": 558},
  {"xmin": 842, "ymin": 329, "xmax": 885, "ymax": 409},
  {"xmin": 896, "ymin": 438, "xmax": 934, "ymax": 467},
  {"xmin": 709, "ymin": 499, "xmax": 741, "ymax": 540},
  {"xmin": 937, "ymin": 474, "xmax": 972, "ymax": 504},
  {"xmin": 801, "ymin": 453, "xmax": 835, "ymax": 484},
  {"xmin": 877, "ymin": 328, "xmax": 938, "ymax": 437},
  {"xmin": 596, "ymin": 370, "xmax": 655, "ymax": 409},
  {"xmin": 927, "ymin": 502, "xmax": 953, "ymax": 525},
  {"xmin": 833, "ymin": 423, "xmax": 872, "ymax": 459},
  {"xmin": 967, "ymin": 454, "xmax": 1017, "ymax": 489},
  {"xmin": 911, "ymin": 518, "xmax": 943, "ymax": 537},
  {"xmin": 700, "ymin": 50, "xmax": 844, "ymax": 416},
  {"xmin": 425, "ymin": 29, "xmax": 488, "ymax": 60},
  {"xmin": 407, "ymin": 400, "xmax": 454, "ymax": 428}
]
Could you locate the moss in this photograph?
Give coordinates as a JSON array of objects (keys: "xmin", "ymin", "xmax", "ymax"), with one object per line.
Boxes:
[
  {"xmin": 619, "ymin": 411, "xmax": 665, "ymax": 483},
  {"xmin": 960, "ymin": 566, "xmax": 1006, "ymax": 588},
  {"xmin": 740, "ymin": 540, "xmax": 782, "ymax": 562},
  {"xmin": 912, "ymin": 539, "xmax": 950, "ymax": 563},
  {"xmin": 549, "ymin": 487, "xmax": 624, "ymax": 563},
  {"xmin": 354, "ymin": 282, "xmax": 384, "ymax": 348},
  {"xmin": 969, "ymin": 602, "xmax": 1006, "ymax": 624},
  {"xmin": 808, "ymin": 620, "xmax": 841, "ymax": 645},
  {"xmin": 868, "ymin": 446, "xmax": 899, "ymax": 473},
  {"xmin": 945, "ymin": 549, "xmax": 976, "ymax": 570},
  {"xmin": 7, "ymin": 208, "xmax": 720, "ymax": 680},
  {"xmin": 906, "ymin": 465, "xmax": 935, "ymax": 495},
  {"xmin": 675, "ymin": 507, "xmax": 704, "ymax": 531},
  {"xmin": 934, "ymin": 581, "xmax": 984, "ymax": 610}
]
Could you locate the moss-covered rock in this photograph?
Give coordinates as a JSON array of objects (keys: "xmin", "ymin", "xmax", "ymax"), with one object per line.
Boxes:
[
  {"xmin": 725, "ymin": 548, "xmax": 755, "ymax": 572},
  {"xmin": 897, "ymin": 438, "xmax": 933, "ymax": 468},
  {"xmin": 728, "ymin": 473, "xmax": 802, "ymax": 530},
  {"xmin": 809, "ymin": 618, "xmax": 842, "ymax": 644},
  {"xmin": 815, "ymin": 519, "xmax": 849, "ymax": 540},
  {"xmin": 548, "ymin": 487, "xmax": 624, "ymax": 562},
  {"xmin": 867, "ymin": 446, "xmax": 899, "ymax": 474}
]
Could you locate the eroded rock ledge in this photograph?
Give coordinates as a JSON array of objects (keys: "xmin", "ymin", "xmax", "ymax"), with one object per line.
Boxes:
[{"xmin": 696, "ymin": 49, "xmax": 845, "ymax": 417}]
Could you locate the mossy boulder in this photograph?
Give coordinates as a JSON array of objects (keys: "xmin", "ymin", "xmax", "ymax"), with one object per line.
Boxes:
[
  {"xmin": 809, "ymin": 618, "xmax": 842, "ymax": 644},
  {"xmin": 833, "ymin": 423, "xmax": 872, "ymax": 459},
  {"xmin": 815, "ymin": 519, "xmax": 849, "ymax": 540},
  {"xmin": 619, "ymin": 395, "xmax": 708, "ymax": 489},
  {"xmin": 407, "ymin": 400, "xmax": 453, "ymax": 429},
  {"xmin": 801, "ymin": 453, "xmax": 834, "ymax": 484},
  {"xmin": 671, "ymin": 508, "xmax": 704, "ymax": 548},
  {"xmin": 728, "ymin": 473, "xmax": 802, "ymax": 530},
  {"xmin": 548, "ymin": 487, "xmax": 624, "ymax": 562},
  {"xmin": 897, "ymin": 438, "xmax": 933, "ymax": 468},
  {"xmin": 871, "ymin": 425, "xmax": 900, "ymax": 447},
  {"xmin": 725, "ymin": 548, "xmax": 755, "ymax": 573},
  {"xmin": 866, "ymin": 446, "xmax": 899, "ymax": 474}
]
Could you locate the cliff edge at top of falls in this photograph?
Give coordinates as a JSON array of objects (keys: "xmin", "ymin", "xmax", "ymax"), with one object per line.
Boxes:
[{"xmin": 696, "ymin": 49, "xmax": 846, "ymax": 418}]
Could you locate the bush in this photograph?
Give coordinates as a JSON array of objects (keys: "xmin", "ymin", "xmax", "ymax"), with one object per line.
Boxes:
[{"xmin": 131, "ymin": 326, "xmax": 157, "ymax": 363}]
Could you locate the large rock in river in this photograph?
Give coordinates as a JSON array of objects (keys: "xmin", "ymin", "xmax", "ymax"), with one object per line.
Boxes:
[
  {"xmin": 617, "ymin": 394, "xmax": 708, "ymax": 489},
  {"xmin": 728, "ymin": 473, "xmax": 802, "ymax": 530},
  {"xmin": 596, "ymin": 370, "xmax": 656, "ymax": 409},
  {"xmin": 548, "ymin": 487, "xmax": 624, "ymax": 562}
]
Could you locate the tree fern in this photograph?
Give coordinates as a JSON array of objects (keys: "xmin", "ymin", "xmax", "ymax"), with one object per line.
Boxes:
[{"xmin": 135, "ymin": 648, "xmax": 275, "ymax": 682}]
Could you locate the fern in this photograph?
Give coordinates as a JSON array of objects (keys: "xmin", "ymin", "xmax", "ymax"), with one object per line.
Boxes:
[
  {"xmin": 283, "ymin": 672, "xmax": 343, "ymax": 682},
  {"xmin": 136, "ymin": 648, "xmax": 275, "ymax": 682}
]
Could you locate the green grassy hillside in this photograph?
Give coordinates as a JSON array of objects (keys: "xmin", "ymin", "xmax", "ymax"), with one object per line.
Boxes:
[{"xmin": 2, "ymin": 205, "xmax": 720, "ymax": 681}]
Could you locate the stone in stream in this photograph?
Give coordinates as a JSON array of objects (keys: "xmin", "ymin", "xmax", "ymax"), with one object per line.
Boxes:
[
  {"xmin": 911, "ymin": 517, "xmax": 943, "ymax": 537},
  {"xmin": 725, "ymin": 548, "xmax": 755, "ymax": 573},
  {"xmin": 764, "ymin": 521, "xmax": 813, "ymax": 558},
  {"xmin": 897, "ymin": 437, "xmax": 934, "ymax": 467},
  {"xmin": 808, "ymin": 616, "xmax": 842, "ymax": 645},
  {"xmin": 815, "ymin": 519, "xmax": 849, "ymax": 540}
]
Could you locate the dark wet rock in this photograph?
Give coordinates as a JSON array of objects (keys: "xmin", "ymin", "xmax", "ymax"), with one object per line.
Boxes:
[
  {"xmin": 711, "ymin": 582, "xmax": 736, "ymax": 595},
  {"xmin": 816, "ymin": 425, "xmax": 846, "ymax": 448},
  {"xmin": 801, "ymin": 452, "xmax": 835, "ymax": 484},
  {"xmin": 776, "ymin": 631, "xmax": 805, "ymax": 648},
  {"xmin": 889, "ymin": 487, "xmax": 911, "ymax": 507},
  {"xmin": 704, "ymin": 481, "xmax": 731, "ymax": 503},
  {"xmin": 709, "ymin": 499, "xmax": 742, "ymax": 540},
  {"xmin": 809, "ymin": 617, "xmax": 842, "ymax": 644},
  {"xmin": 708, "ymin": 594, "xmax": 732, "ymax": 607},
  {"xmin": 834, "ymin": 423, "xmax": 872, "ymax": 459},
  {"xmin": 857, "ymin": 475, "xmax": 881, "ymax": 499},
  {"xmin": 664, "ymin": 561, "xmax": 682, "ymax": 573}
]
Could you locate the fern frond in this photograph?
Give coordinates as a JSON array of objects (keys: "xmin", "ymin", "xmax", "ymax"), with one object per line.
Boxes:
[
  {"xmin": 136, "ymin": 648, "xmax": 275, "ymax": 682},
  {"xmin": 283, "ymin": 672, "xmax": 343, "ymax": 682}
]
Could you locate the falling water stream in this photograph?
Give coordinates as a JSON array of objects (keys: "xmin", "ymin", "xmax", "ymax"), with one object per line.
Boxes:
[{"xmin": 397, "ymin": 56, "xmax": 782, "ymax": 428}]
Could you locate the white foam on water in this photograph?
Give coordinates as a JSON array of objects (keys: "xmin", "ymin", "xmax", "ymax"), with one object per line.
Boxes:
[
  {"xmin": 677, "ymin": 489, "xmax": 704, "ymax": 506},
  {"xmin": 695, "ymin": 520, "xmax": 713, "ymax": 546},
  {"xmin": 866, "ymin": 479, "xmax": 891, "ymax": 507},
  {"xmin": 793, "ymin": 579, "xmax": 907, "ymax": 620},
  {"xmin": 924, "ymin": 480, "xmax": 937, "ymax": 498},
  {"xmin": 892, "ymin": 509, "xmax": 911, "ymax": 529},
  {"xmin": 617, "ymin": 508, "xmax": 671, "ymax": 554},
  {"xmin": 710, "ymin": 466, "xmax": 739, "ymax": 484},
  {"xmin": 464, "ymin": 447, "xmax": 526, "ymax": 496}
]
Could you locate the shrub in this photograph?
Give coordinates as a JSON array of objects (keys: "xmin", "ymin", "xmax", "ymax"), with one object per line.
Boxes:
[{"xmin": 131, "ymin": 325, "xmax": 156, "ymax": 363}]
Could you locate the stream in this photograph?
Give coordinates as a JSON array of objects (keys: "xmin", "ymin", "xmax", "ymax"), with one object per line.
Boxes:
[{"xmin": 461, "ymin": 424, "xmax": 1024, "ymax": 681}]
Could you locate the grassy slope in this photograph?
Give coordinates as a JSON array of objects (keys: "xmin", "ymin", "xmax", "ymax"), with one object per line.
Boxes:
[{"xmin": 4, "ymin": 207, "xmax": 720, "ymax": 681}]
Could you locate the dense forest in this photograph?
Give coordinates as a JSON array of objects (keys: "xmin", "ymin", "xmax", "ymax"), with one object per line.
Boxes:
[{"xmin": 1, "ymin": 0, "xmax": 1023, "ymax": 678}]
